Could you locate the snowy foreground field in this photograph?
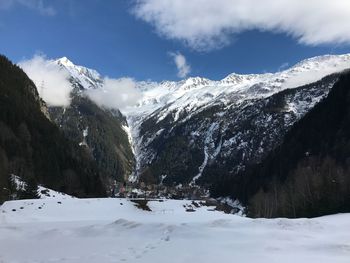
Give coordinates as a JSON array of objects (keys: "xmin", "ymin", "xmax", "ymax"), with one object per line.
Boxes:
[{"xmin": 1, "ymin": 196, "xmax": 350, "ymax": 263}]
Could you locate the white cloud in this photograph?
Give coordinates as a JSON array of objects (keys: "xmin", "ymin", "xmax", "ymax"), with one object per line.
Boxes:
[
  {"xmin": 0, "ymin": 0, "xmax": 55, "ymax": 16},
  {"xmin": 132, "ymin": 0, "xmax": 350, "ymax": 51},
  {"xmin": 169, "ymin": 51, "xmax": 191, "ymax": 78},
  {"xmin": 85, "ymin": 78, "xmax": 142, "ymax": 110},
  {"xmin": 18, "ymin": 54, "xmax": 73, "ymax": 107},
  {"xmin": 19, "ymin": 54, "xmax": 142, "ymax": 110}
]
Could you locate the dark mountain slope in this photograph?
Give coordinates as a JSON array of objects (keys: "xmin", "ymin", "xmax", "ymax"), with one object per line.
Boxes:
[
  {"xmin": 212, "ymin": 70, "xmax": 350, "ymax": 218},
  {"xmin": 49, "ymin": 95, "xmax": 134, "ymax": 187},
  {"xmin": 138, "ymin": 74, "xmax": 338, "ymax": 187},
  {"xmin": 0, "ymin": 55, "xmax": 105, "ymax": 203},
  {"xmin": 48, "ymin": 58, "xmax": 135, "ymax": 190}
]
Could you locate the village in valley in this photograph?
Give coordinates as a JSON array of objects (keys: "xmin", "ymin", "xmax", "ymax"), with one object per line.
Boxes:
[
  {"xmin": 109, "ymin": 180, "xmax": 242, "ymax": 214},
  {"xmin": 110, "ymin": 180, "xmax": 209, "ymax": 200}
]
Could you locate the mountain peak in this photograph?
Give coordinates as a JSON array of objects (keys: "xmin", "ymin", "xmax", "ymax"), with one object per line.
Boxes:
[
  {"xmin": 54, "ymin": 56, "xmax": 103, "ymax": 90},
  {"xmin": 56, "ymin": 56, "xmax": 75, "ymax": 68}
]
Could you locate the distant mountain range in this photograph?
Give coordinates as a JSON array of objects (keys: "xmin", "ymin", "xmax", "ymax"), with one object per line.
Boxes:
[
  {"xmin": 49, "ymin": 55, "xmax": 349, "ymax": 183},
  {"xmin": 51, "ymin": 54, "xmax": 350, "ymax": 217},
  {"xmin": 50, "ymin": 54, "xmax": 350, "ymax": 186},
  {"xmin": 2, "ymin": 53, "xmax": 350, "ymax": 217}
]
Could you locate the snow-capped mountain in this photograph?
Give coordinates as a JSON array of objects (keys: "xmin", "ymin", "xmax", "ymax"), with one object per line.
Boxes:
[
  {"xmin": 123, "ymin": 54, "xmax": 350, "ymax": 185},
  {"xmin": 56, "ymin": 57, "xmax": 104, "ymax": 90},
  {"xmin": 47, "ymin": 58, "xmax": 134, "ymax": 189},
  {"xmin": 50, "ymin": 54, "xmax": 350, "ymax": 187},
  {"xmin": 125, "ymin": 54, "xmax": 350, "ymax": 118}
]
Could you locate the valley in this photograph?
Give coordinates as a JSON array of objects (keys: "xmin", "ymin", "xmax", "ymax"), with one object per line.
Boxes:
[{"xmin": 2, "ymin": 2, "xmax": 350, "ymax": 262}]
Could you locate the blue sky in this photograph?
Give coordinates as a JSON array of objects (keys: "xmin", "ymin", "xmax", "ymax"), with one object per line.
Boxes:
[{"xmin": 1, "ymin": 0, "xmax": 350, "ymax": 81}]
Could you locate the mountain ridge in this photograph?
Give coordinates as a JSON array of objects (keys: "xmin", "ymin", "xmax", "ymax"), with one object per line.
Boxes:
[
  {"xmin": 4, "ymin": 52, "xmax": 350, "ymax": 206},
  {"xmin": 40, "ymin": 54, "xmax": 350, "ymax": 188},
  {"xmin": 123, "ymin": 54, "xmax": 350, "ymax": 184}
]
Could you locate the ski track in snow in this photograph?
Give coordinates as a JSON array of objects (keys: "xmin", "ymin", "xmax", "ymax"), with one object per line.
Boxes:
[{"xmin": 1, "ymin": 198, "xmax": 350, "ymax": 263}]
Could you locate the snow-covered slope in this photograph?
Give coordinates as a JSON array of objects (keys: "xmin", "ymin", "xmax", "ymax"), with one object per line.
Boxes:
[
  {"xmin": 12, "ymin": 175, "xmax": 74, "ymax": 200},
  {"xmin": 1, "ymin": 198, "xmax": 350, "ymax": 263},
  {"xmin": 124, "ymin": 54, "xmax": 350, "ymax": 184},
  {"xmin": 124, "ymin": 54, "xmax": 350, "ymax": 118}
]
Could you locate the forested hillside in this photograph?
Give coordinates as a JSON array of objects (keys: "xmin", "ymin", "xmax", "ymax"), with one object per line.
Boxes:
[
  {"xmin": 212, "ymin": 70, "xmax": 350, "ymax": 218},
  {"xmin": 49, "ymin": 95, "xmax": 134, "ymax": 187},
  {"xmin": 49, "ymin": 57, "xmax": 135, "ymax": 187},
  {"xmin": 0, "ymin": 55, "xmax": 105, "ymax": 203}
]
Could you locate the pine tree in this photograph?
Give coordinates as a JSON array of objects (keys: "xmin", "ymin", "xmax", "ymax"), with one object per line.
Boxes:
[{"xmin": 22, "ymin": 176, "xmax": 39, "ymax": 199}]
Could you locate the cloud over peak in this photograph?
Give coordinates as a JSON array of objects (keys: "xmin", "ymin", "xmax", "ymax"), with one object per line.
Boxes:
[
  {"xmin": 132, "ymin": 0, "xmax": 350, "ymax": 51},
  {"xmin": 85, "ymin": 77, "xmax": 142, "ymax": 110},
  {"xmin": 169, "ymin": 51, "xmax": 191, "ymax": 78},
  {"xmin": 19, "ymin": 54, "xmax": 142, "ymax": 110},
  {"xmin": 19, "ymin": 55, "xmax": 73, "ymax": 107}
]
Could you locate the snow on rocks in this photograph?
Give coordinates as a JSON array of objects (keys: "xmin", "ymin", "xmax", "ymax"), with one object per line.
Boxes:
[
  {"xmin": 191, "ymin": 122, "xmax": 222, "ymax": 184},
  {"xmin": 122, "ymin": 54, "xmax": 350, "ymax": 181}
]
